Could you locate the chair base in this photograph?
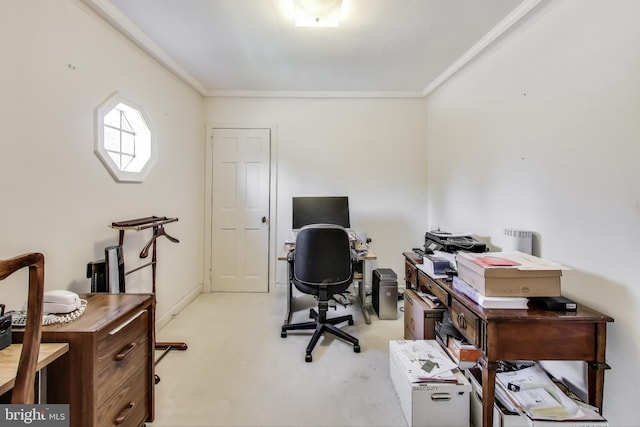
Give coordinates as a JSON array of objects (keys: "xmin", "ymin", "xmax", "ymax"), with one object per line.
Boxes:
[{"xmin": 281, "ymin": 308, "xmax": 360, "ymax": 362}]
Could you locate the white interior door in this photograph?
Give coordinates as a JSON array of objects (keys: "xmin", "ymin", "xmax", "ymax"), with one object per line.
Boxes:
[{"xmin": 211, "ymin": 128, "xmax": 270, "ymax": 292}]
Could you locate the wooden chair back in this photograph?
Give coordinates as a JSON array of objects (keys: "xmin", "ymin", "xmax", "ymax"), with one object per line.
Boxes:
[{"xmin": 0, "ymin": 253, "xmax": 45, "ymax": 403}]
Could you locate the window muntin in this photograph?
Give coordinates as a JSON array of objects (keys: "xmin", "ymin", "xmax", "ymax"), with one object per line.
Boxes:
[{"xmin": 95, "ymin": 94, "xmax": 156, "ymax": 182}]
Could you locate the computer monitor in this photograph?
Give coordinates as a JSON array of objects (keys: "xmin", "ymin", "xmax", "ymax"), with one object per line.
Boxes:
[
  {"xmin": 292, "ymin": 196, "xmax": 350, "ymax": 230},
  {"xmin": 105, "ymin": 245, "xmax": 125, "ymax": 293},
  {"xmin": 87, "ymin": 245, "xmax": 125, "ymax": 293}
]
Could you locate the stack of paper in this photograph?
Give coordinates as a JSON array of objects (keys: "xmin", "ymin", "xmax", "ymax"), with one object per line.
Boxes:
[
  {"xmin": 389, "ymin": 340, "xmax": 459, "ymax": 383},
  {"xmin": 453, "ymin": 275, "xmax": 529, "ymax": 309},
  {"xmin": 496, "ymin": 364, "xmax": 602, "ymax": 422}
]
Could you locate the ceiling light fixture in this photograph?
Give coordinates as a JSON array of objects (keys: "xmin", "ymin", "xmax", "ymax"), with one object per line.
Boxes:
[{"xmin": 293, "ymin": 0, "xmax": 342, "ymax": 28}]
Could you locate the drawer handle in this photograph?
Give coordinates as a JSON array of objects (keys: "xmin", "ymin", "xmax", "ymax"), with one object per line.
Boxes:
[
  {"xmin": 431, "ymin": 393, "xmax": 452, "ymax": 402},
  {"xmin": 457, "ymin": 312, "xmax": 467, "ymax": 329},
  {"xmin": 115, "ymin": 401, "xmax": 135, "ymax": 425},
  {"xmin": 115, "ymin": 342, "xmax": 137, "ymax": 361},
  {"xmin": 110, "ymin": 310, "xmax": 146, "ymax": 335}
]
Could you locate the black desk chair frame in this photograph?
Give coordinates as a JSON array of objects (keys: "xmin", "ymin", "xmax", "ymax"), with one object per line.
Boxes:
[{"xmin": 281, "ymin": 224, "xmax": 361, "ymax": 362}]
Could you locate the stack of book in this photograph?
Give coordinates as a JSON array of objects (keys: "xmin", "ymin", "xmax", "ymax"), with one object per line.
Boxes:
[
  {"xmin": 453, "ymin": 275, "xmax": 529, "ymax": 309},
  {"xmin": 454, "ymin": 251, "xmax": 568, "ymax": 309}
]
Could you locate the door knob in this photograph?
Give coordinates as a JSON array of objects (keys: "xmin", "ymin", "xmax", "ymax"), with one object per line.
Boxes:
[{"xmin": 262, "ymin": 216, "xmax": 267, "ymax": 223}]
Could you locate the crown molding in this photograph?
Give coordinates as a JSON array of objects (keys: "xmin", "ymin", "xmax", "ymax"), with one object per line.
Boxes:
[
  {"xmin": 79, "ymin": 0, "xmax": 562, "ymax": 100},
  {"xmin": 423, "ymin": 0, "xmax": 563, "ymax": 96},
  {"xmin": 205, "ymin": 90, "xmax": 426, "ymax": 99},
  {"xmin": 79, "ymin": 0, "xmax": 208, "ymax": 95}
]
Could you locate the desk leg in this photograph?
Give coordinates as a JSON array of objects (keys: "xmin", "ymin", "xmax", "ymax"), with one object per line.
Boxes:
[
  {"xmin": 480, "ymin": 358, "xmax": 497, "ymax": 427},
  {"xmin": 588, "ymin": 322, "xmax": 610, "ymax": 412},
  {"xmin": 357, "ymin": 259, "xmax": 372, "ymax": 324},
  {"xmin": 35, "ymin": 367, "xmax": 46, "ymax": 404}
]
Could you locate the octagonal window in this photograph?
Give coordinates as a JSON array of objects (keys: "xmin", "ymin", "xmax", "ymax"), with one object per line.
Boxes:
[{"xmin": 95, "ymin": 93, "xmax": 156, "ymax": 182}]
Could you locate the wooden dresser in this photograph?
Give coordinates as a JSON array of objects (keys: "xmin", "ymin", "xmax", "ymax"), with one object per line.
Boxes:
[
  {"xmin": 13, "ymin": 293, "xmax": 155, "ymax": 427},
  {"xmin": 403, "ymin": 252, "xmax": 614, "ymax": 427}
]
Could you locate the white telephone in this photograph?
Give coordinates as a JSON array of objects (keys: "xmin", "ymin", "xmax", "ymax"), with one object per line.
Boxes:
[
  {"xmin": 11, "ymin": 290, "xmax": 87, "ymax": 327},
  {"xmin": 43, "ymin": 290, "xmax": 82, "ymax": 314}
]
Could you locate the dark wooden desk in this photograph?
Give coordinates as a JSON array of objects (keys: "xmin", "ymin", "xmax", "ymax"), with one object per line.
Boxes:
[{"xmin": 403, "ymin": 252, "xmax": 614, "ymax": 427}]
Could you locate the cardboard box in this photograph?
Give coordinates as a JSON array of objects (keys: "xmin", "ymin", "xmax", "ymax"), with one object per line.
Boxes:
[
  {"xmin": 404, "ymin": 289, "xmax": 445, "ymax": 340},
  {"xmin": 390, "ymin": 340, "xmax": 471, "ymax": 427},
  {"xmin": 447, "ymin": 337, "xmax": 481, "ymax": 364},
  {"xmin": 456, "ymin": 252, "xmax": 563, "ymax": 297}
]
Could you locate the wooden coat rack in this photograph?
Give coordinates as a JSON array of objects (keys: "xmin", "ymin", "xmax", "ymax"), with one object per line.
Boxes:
[{"xmin": 110, "ymin": 216, "xmax": 188, "ymax": 371}]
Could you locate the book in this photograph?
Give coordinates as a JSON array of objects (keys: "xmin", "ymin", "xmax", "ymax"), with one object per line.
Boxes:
[
  {"xmin": 453, "ymin": 276, "xmax": 529, "ymax": 309},
  {"xmin": 447, "ymin": 336, "xmax": 481, "ymax": 364},
  {"xmin": 470, "ymin": 255, "xmax": 522, "ymax": 267},
  {"xmin": 457, "ymin": 251, "xmax": 567, "ymax": 276}
]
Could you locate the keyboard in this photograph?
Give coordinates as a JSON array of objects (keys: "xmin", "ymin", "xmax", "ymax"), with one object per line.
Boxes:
[
  {"xmin": 10, "ymin": 312, "xmax": 59, "ymax": 327},
  {"xmin": 10, "ymin": 312, "xmax": 26, "ymax": 327}
]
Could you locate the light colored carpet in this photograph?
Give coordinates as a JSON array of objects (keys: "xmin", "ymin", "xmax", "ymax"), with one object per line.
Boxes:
[{"xmin": 148, "ymin": 286, "xmax": 408, "ymax": 427}]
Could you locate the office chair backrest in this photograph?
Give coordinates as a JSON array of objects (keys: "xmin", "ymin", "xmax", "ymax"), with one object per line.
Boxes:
[
  {"xmin": 0, "ymin": 253, "xmax": 45, "ymax": 404},
  {"xmin": 293, "ymin": 224, "xmax": 353, "ymax": 287}
]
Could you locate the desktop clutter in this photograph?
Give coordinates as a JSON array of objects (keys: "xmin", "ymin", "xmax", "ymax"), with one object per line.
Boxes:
[{"xmin": 392, "ymin": 229, "xmax": 609, "ymax": 427}]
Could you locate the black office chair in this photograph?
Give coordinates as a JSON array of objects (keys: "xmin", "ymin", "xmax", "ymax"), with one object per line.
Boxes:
[{"xmin": 281, "ymin": 224, "xmax": 361, "ymax": 362}]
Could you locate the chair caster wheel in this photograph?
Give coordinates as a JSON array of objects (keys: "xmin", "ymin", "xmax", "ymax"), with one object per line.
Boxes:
[
  {"xmin": 354, "ymin": 345, "xmax": 361, "ymax": 353},
  {"xmin": 305, "ymin": 354, "xmax": 312, "ymax": 362},
  {"xmin": 348, "ymin": 319, "xmax": 354, "ymax": 325},
  {"xmin": 281, "ymin": 330, "xmax": 287, "ymax": 338}
]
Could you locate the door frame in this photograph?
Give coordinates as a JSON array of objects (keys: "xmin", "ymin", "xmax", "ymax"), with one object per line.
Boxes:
[{"xmin": 204, "ymin": 122, "xmax": 279, "ymax": 293}]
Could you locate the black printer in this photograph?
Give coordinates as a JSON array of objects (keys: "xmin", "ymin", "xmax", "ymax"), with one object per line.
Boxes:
[{"xmin": 424, "ymin": 230, "xmax": 487, "ymax": 254}]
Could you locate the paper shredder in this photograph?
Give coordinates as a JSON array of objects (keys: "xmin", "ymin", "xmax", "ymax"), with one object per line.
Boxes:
[{"xmin": 372, "ymin": 268, "xmax": 398, "ymax": 320}]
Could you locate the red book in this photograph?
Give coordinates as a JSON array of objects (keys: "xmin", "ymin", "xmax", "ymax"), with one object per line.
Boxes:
[{"xmin": 470, "ymin": 256, "xmax": 520, "ymax": 267}]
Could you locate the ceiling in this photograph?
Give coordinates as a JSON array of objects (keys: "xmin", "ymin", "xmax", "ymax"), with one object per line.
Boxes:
[{"xmin": 81, "ymin": 0, "xmax": 546, "ymax": 97}]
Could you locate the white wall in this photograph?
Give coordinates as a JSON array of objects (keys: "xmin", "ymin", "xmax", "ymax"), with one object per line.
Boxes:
[
  {"xmin": 7, "ymin": 0, "xmax": 633, "ymax": 421},
  {"xmin": 0, "ymin": 0, "xmax": 205, "ymax": 324},
  {"xmin": 425, "ymin": 0, "xmax": 639, "ymax": 424},
  {"xmin": 204, "ymin": 97, "xmax": 429, "ymax": 287}
]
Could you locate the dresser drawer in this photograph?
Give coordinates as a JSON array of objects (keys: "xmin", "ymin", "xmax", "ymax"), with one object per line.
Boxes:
[
  {"xmin": 450, "ymin": 299, "xmax": 480, "ymax": 346},
  {"xmin": 96, "ymin": 309, "xmax": 150, "ymax": 404},
  {"xmin": 417, "ymin": 270, "xmax": 450, "ymax": 306},
  {"xmin": 12, "ymin": 294, "xmax": 155, "ymax": 427},
  {"xmin": 97, "ymin": 368, "xmax": 149, "ymax": 427},
  {"xmin": 404, "ymin": 259, "xmax": 417, "ymax": 289}
]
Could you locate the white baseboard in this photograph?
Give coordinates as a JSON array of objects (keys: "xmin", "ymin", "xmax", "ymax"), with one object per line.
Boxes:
[{"xmin": 156, "ymin": 283, "xmax": 203, "ymax": 330}]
